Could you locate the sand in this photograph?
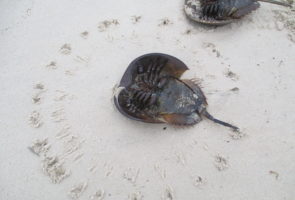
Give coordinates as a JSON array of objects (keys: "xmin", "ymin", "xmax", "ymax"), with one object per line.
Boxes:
[{"xmin": 0, "ymin": 0, "xmax": 295, "ymax": 199}]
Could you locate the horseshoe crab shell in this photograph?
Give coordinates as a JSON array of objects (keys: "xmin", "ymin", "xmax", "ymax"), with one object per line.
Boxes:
[
  {"xmin": 184, "ymin": 0, "xmax": 291, "ymax": 25},
  {"xmin": 114, "ymin": 53, "xmax": 239, "ymax": 131}
]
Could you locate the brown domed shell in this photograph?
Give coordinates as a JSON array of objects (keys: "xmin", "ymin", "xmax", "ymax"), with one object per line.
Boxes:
[{"xmin": 114, "ymin": 53, "xmax": 189, "ymax": 123}]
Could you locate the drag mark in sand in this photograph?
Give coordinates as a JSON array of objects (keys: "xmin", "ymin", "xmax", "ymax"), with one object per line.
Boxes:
[
  {"xmin": 60, "ymin": 43, "xmax": 72, "ymax": 55},
  {"xmin": 42, "ymin": 156, "xmax": 71, "ymax": 184},
  {"xmin": 123, "ymin": 168, "xmax": 140, "ymax": 185},
  {"xmin": 214, "ymin": 155, "xmax": 229, "ymax": 171},
  {"xmin": 46, "ymin": 61, "xmax": 57, "ymax": 70},
  {"xmin": 90, "ymin": 189, "xmax": 105, "ymax": 200},
  {"xmin": 51, "ymin": 107, "xmax": 66, "ymax": 123},
  {"xmin": 68, "ymin": 182, "xmax": 88, "ymax": 199},
  {"xmin": 128, "ymin": 191, "xmax": 143, "ymax": 200},
  {"xmin": 80, "ymin": 31, "xmax": 89, "ymax": 39},
  {"xmin": 32, "ymin": 83, "xmax": 46, "ymax": 104},
  {"xmin": 29, "ymin": 111, "xmax": 43, "ymax": 128},
  {"xmin": 98, "ymin": 19, "xmax": 119, "ymax": 32},
  {"xmin": 225, "ymin": 69, "xmax": 239, "ymax": 81},
  {"xmin": 191, "ymin": 175, "xmax": 206, "ymax": 188},
  {"xmin": 154, "ymin": 164, "xmax": 167, "ymax": 180},
  {"xmin": 158, "ymin": 18, "xmax": 173, "ymax": 26},
  {"xmin": 161, "ymin": 186, "xmax": 174, "ymax": 200},
  {"xmin": 28, "ymin": 138, "xmax": 50, "ymax": 156},
  {"xmin": 131, "ymin": 15, "xmax": 142, "ymax": 24}
]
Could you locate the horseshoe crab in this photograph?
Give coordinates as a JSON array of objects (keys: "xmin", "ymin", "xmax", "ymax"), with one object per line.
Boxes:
[
  {"xmin": 114, "ymin": 53, "xmax": 239, "ymax": 131},
  {"xmin": 184, "ymin": 0, "xmax": 292, "ymax": 25}
]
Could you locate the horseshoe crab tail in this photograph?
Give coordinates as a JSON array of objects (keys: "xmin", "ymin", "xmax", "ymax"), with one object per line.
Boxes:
[
  {"xmin": 202, "ymin": 110, "xmax": 240, "ymax": 132},
  {"xmin": 258, "ymin": 0, "xmax": 292, "ymax": 7}
]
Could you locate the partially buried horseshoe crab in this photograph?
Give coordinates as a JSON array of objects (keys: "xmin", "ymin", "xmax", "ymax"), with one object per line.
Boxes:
[
  {"xmin": 114, "ymin": 53, "xmax": 239, "ymax": 131},
  {"xmin": 184, "ymin": 0, "xmax": 292, "ymax": 25}
]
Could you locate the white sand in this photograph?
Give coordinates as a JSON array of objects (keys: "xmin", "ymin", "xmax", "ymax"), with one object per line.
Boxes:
[{"xmin": 0, "ymin": 0, "xmax": 295, "ymax": 199}]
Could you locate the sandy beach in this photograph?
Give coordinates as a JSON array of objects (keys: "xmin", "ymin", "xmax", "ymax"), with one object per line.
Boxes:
[{"xmin": 1, "ymin": 0, "xmax": 295, "ymax": 199}]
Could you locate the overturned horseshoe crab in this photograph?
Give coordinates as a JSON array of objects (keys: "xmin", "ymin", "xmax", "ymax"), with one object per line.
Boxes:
[
  {"xmin": 114, "ymin": 53, "xmax": 239, "ymax": 131},
  {"xmin": 184, "ymin": 0, "xmax": 292, "ymax": 25}
]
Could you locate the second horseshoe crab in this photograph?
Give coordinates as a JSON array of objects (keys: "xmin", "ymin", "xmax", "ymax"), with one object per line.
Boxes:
[
  {"xmin": 184, "ymin": 0, "xmax": 292, "ymax": 25},
  {"xmin": 114, "ymin": 53, "xmax": 239, "ymax": 132}
]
